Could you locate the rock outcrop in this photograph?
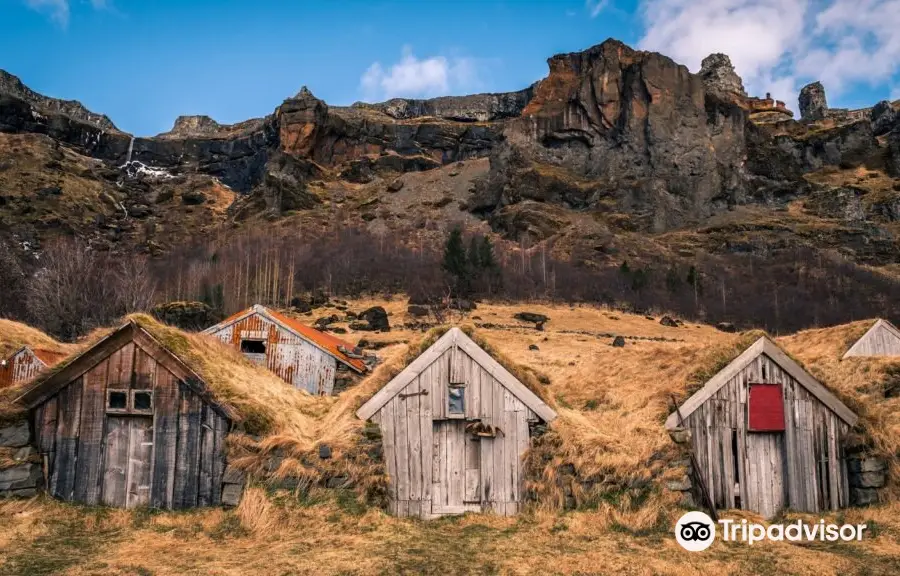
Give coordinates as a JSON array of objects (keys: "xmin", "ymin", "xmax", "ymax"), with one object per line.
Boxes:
[
  {"xmin": 472, "ymin": 39, "xmax": 749, "ymax": 233},
  {"xmin": 699, "ymin": 53, "xmax": 746, "ymax": 97},
  {"xmin": 351, "ymin": 87, "xmax": 535, "ymax": 122},
  {"xmin": 0, "ymin": 69, "xmax": 117, "ymax": 130},
  {"xmin": 799, "ymin": 82, "xmax": 828, "ymax": 121}
]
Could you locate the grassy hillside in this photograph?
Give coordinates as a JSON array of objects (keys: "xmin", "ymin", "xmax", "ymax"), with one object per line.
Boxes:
[{"xmin": 1, "ymin": 300, "xmax": 899, "ymax": 575}]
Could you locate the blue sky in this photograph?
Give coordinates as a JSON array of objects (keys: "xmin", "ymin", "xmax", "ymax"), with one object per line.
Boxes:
[{"xmin": 2, "ymin": 0, "xmax": 898, "ymax": 136}]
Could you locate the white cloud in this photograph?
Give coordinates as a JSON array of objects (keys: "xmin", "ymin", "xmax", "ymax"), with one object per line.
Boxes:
[
  {"xmin": 25, "ymin": 0, "xmax": 70, "ymax": 26},
  {"xmin": 24, "ymin": 0, "xmax": 112, "ymax": 27},
  {"xmin": 360, "ymin": 47, "xmax": 482, "ymax": 101},
  {"xmin": 637, "ymin": 0, "xmax": 900, "ymax": 109},
  {"xmin": 586, "ymin": 0, "xmax": 610, "ymax": 18}
]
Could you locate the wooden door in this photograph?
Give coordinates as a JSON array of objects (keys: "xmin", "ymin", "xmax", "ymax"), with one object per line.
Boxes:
[
  {"xmin": 432, "ymin": 421, "xmax": 481, "ymax": 515},
  {"xmin": 102, "ymin": 416, "xmax": 154, "ymax": 509},
  {"xmin": 745, "ymin": 432, "xmax": 786, "ymax": 519}
]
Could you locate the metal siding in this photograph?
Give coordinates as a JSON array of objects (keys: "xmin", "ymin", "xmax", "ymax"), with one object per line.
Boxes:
[
  {"xmin": 0, "ymin": 348, "xmax": 49, "ymax": 388},
  {"xmin": 206, "ymin": 312, "xmax": 336, "ymax": 395}
]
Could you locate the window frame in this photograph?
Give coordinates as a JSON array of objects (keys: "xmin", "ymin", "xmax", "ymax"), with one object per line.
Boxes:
[
  {"xmin": 240, "ymin": 338, "xmax": 268, "ymax": 355},
  {"xmin": 106, "ymin": 389, "xmax": 130, "ymax": 414},
  {"xmin": 131, "ymin": 389, "xmax": 154, "ymax": 414},
  {"xmin": 447, "ymin": 383, "xmax": 466, "ymax": 418}
]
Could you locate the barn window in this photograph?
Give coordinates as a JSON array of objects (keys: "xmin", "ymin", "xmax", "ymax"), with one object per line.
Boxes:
[
  {"xmin": 240, "ymin": 339, "xmax": 267, "ymax": 354},
  {"xmin": 448, "ymin": 384, "xmax": 465, "ymax": 416},
  {"xmin": 132, "ymin": 391, "xmax": 153, "ymax": 413},
  {"xmin": 748, "ymin": 383, "xmax": 785, "ymax": 432},
  {"xmin": 107, "ymin": 390, "xmax": 128, "ymax": 412}
]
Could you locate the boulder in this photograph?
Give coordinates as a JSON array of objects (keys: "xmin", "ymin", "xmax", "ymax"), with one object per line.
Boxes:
[
  {"xmin": 668, "ymin": 428, "xmax": 692, "ymax": 444},
  {"xmin": 850, "ymin": 471, "xmax": 886, "ymax": 488},
  {"xmin": 387, "ymin": 178, "xmax": 404, "ymax": 192},
  {"xmin": 222, "ymin": 465, "xmax": 246, "ymax": 485},
  {"xmin": 660, "ymin": 316, "xmax": 679, "ymax": 328},
  {"xmin": 289, "ymin": 297, "xmax": 313, "ymax": 313},
  {"xmin": 151, "ymin": 301, "xmax": 220, "ymax": 331},
  {"xmin": 318, "ymin": 444, "xmax": 332, "ymax": 459},
  {"xmin": 528, "ymin": 344, "xmax": 540, "ymax": 351},
  {"xmin": 0, "ymin": 463, "xmax": 41, "ymax": 491},
  {"xmin": 850, "ymin": 487, "xmax": 879, "ymax": 506},
  {"xmin": 407, "ymin": 305, "xmax": 429, "ymax": 318},
  {"xmin": 359, "ymin": 306, "xmax": 390, "ymax": 331},
  {"xmin": 314, "ymin": 314, "xmax": 340, "ymax": 329},
  {"xmin": 515, "ymin": 312, "xmax": 549, "ymax": 324},
  {"xmin": 449, "ymin": 299, "xmax": 476, "ymax": 311},
  {"xmin": 611, "ymin": 336, "xmax": 625, "ymax": 347},
  {"xmin": 889, "ymin": 127, "xmax": 900, "ymax": 178},
  {"xmin": 0, "ymin": 421, "xmax": 30, "ymax": 448},
  {"xmin": 666, "ymin": 476, "xmax": 692, "ymax": 492},
  {"xmin": 221, "ymin": 483, "xmax": 244, "ymax": 507},
  {"xmin": 715, "ymin": 322, "xmax": 737, "ymax": 333},
  {"xmin": 848, "ymin": 457, "xmax": 887, "ymax": 473},
  {"xmin": 699, "ymin": 53, "xmax": 746, "ymax": 97}
]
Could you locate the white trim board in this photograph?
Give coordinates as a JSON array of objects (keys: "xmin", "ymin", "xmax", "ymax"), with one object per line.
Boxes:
[
  {"xmin": 665, "ymin": 336, "xmax": 857, "ymax": 430},
  {"xmin": 356, "ymin": 327, "xmax": 556, "ymax": 422}
]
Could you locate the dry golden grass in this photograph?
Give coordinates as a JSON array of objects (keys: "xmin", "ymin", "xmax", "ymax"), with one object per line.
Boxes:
[
  {"xmin": 0, "ymin": 319, "xmax": 74, "ymax": 360},
  {"xmin": 1, "ymin": 301, "xmax": 900, "ymax": 574}
]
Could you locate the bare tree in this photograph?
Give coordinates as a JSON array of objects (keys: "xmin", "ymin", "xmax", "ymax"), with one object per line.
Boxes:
[{"xmin": 114, "ymin": 255, "xmax": 158, "ymax": 314}]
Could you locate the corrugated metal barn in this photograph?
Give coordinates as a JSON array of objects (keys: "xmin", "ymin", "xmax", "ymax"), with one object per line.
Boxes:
[
  {"xmin": 843, "ymin": 319, "xmax": 900, "ymax": 358},
  {"xmin": 204, "ymin": 304, "xmax": 367, "ymax": 395},
  {"xmin": 357, "ymin": 327, "xmax": 556, "ymax": 519},
  {"xmin": 0, "ymin": 346, "xmax": 66, "ymax": 389},
  {"xmin": 17, "ymin": 320, "xmax": 234, "ymax": 510},
  {"xmin": 667, "ymin": 336, "xmax": 858, "ymax": 519}
]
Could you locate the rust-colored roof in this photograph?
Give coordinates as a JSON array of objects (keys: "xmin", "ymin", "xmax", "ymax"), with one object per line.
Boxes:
[
  {"xmin": 212, "ymin": 306, "xmax": 367, "ymax": 373},
  {"xmin": 31, "ymin": 348, "xmax": 67, "ymax": 367}
]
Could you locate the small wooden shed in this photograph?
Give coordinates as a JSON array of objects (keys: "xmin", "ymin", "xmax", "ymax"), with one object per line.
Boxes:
[
  {"xmin": 357, "ymin": 327, "xmax": 556, "ymax": 519},
  {"xmin": 843, "ymin": 319, "xmax": 900, "ymax": 358},
  {"xmin": 16, "ymin": 320, "xmax": 235, "ymax": 509},
  {"xmin": 666, "ymin": 336, "xmax": 858, "ymax": 518},
  {"xmin": 0, "ymin": 346, "xmax": 66, "ymax": 389},
  {"xmin": 204, "ymin": 304, "xmax": 367, "ymax": 395}
]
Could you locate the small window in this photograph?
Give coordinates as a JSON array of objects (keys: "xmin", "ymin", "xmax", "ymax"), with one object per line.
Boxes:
[
  {"xmin": 107, "ymin": 390, "xmax": 128, "ymax": 411},
  {"xmin": 133, "ymin": 391, "xmax": 153, "ymax": 412},
  {"xmin": 240, "ymin": 339, "xmax": 267, "ymax": 354},
  {"xmin": 449, "ymin": 385, "xmax": 465, "ymax": 415}
]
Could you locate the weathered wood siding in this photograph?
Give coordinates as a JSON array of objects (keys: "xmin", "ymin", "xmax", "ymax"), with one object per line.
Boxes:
[
  {"xmin": 844, "ymin": 323, "xmax": 900, "ymax": 357},
  {"xmin": 31, "ymin": 339, "xmax": 230, "ymax": 509},
  {"xmin": 207, "ymin": 312, "xmax": 337, "ymax": 395},
  {"xmin": 682, "ymin": 352, "xmax": 851, "ymax": 518},
  {"xmin": 0, "ymin": 348, "xmax": 48, "ymax": 388},
  {"xmin": 372, "ymin": 344, "xmax": 537, "ymax": 519}
]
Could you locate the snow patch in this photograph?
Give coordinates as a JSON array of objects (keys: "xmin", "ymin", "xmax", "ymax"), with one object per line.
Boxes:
[{"xmin": 119, "ymin": 160, "xmax": 175, "ymax": 182}]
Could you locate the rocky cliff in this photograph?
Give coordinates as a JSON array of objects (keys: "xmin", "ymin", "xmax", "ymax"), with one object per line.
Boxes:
[{"xmin": 1, "ymin": 39, "xmax": 900, "ymax": 272}]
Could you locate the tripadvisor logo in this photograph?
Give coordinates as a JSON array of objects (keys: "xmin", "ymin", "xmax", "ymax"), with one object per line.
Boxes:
[{"xmin": 675, "ymin": 511, "xmax": 868, "ymax": 551}]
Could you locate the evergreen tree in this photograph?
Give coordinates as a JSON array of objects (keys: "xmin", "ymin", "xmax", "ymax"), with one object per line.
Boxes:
[
  {"xmin": 467, "ymin": 236, "xmax": 482, "ymax": 272},
  {"xmin": 442, "ymin": 226, "xmax": 470, "ymax": 295},
  {"xmin": 665, "ymin": 266, "xmax": 682, "ymax": 293},
  {"xmin": 478, "ymin": 236, "xmax": 497, "ymax": 271}
]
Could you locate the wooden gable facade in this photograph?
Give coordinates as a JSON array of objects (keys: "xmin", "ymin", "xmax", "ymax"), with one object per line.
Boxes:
[
  {"xmin": 0, "ymin": 346, "xmax": 65, "ymax": 389},
  {"xmin": 843, "ymin": 319, "xmax": 900, "ymax": 358},
  {"xmin": 203, "ymin": 304, "xmax": 366, "ymax": 396},
  {"xmin": 357, "ymin": 328, "xmax": 557, "ymax": 519},
  {"xmin": 17, "ymin": 322, "xmax": 232, "ymax": 510},
  {"xmin": 667, "ymin": 337, "xmax": 858, "ymax": 519}
]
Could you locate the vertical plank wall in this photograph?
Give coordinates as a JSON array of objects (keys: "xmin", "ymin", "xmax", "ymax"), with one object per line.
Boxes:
[
  {"xmin": 845, "ymin": 324, "xmax": 900, "ymax": 357},
  {"xmin": 682, "ymin": 353, "xmax": 851, "ymax": 518},
  {"xmin": 207, "ymin": 313, "xmax": 337, "ymax": 395},
  {"xmin": 0, "ymin": 348, "xmax": 50, "ymax": 388},
  {"xmin": 32, "ymin": 338, "xmax": 229, "ymax": 509},
  {"xmin": 374, "ymin": 345, "xmax": 536, "ymax": 519}
]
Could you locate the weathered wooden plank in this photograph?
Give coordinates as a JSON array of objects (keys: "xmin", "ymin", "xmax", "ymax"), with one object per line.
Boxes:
[
  {"xmin": 406, "ymin": 376, "xmax": 422, "ymax": 501},
  {"xmin": 210, "ymin": 412, "xmax": 227, "ymax": 505},
  {"xmin": 381, "ymin": 396, "xmax": 398, "ymax": 501},
  {"xmin": 127, "ymin": 416, "xmax": 154, "ymax": 508},
  {"xmin": 151, "ymin": 368, "xmax": 179, "ymax": 509},
  {"xmin": 101, "ymin": 416, "xmax": 129, "ymax": 508},
  {"xmin": 53, "ymin": 378, "xmax": 83, "ymax": 501},
  {"xmin": 173, "ymin": 384, "xmax": 202, "ymax": 508},
  {"xmin": 75, "ymin": 359, "xmax": 108, "ymax": 506},
  {"xmin": 198, "ymin": 403, "xmax": 214, "ymax": 506},
  {"xmin": 394, "ymin": 396, "xmax": 410, "ymax": 503}
]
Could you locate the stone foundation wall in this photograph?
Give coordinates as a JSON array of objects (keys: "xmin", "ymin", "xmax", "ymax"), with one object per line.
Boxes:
[
  {"xmin": 0, "ymin": 420, "xmax": 42, "ymax": 498},
  {"xmin": 847, "ymin": 456, "xmax": 888, "ymax": 506}
]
